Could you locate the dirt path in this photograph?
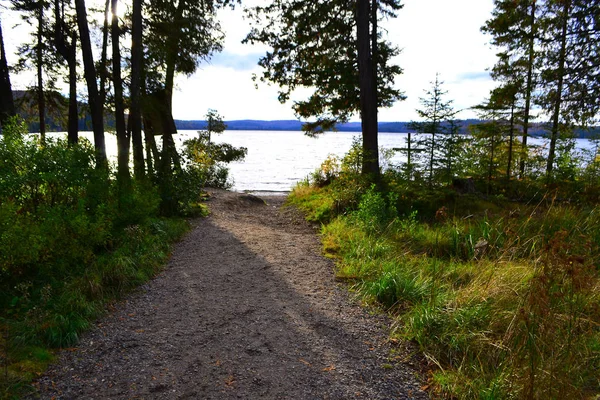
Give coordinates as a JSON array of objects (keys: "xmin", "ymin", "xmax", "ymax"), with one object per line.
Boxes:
[{"xmin": 32, "ymin": 190, "xmax": 427, "ymax": 399}]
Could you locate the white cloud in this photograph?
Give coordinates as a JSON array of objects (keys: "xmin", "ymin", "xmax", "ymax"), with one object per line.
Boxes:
[
  {"xmin": 4, "ymin": 0, "xmax": 500, "ymax": 123},
  {"xmin": 173, "ymin": 0, "xmax": 499, "ymax": 122},
  {"xmin": 172, "ymin": 65, "xmax": 297, "ymax": 121}
]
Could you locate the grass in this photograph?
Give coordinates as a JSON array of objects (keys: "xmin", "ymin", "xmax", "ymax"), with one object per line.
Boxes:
[
  {"xmin": 290, "ymin": 180, "xmax": 600, "ymax": 399},
  {"xmin": 0, "ymin": 216, "xmax": 190, "ymax": 399}
]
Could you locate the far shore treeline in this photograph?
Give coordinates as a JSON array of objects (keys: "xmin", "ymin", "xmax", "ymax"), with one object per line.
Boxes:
[{"xmin": 8, "ymin": 90, "xmax": 600, "ymax": 138}]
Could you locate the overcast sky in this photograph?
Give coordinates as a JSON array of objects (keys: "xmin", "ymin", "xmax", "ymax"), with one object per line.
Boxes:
[{"xmin": 5, "ymin": 0, "xmax": 499, "ymax": 122}]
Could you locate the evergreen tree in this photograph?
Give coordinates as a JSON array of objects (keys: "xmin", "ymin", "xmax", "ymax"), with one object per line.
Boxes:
[
  {"xmin": 470, "ymin": 100, "xmax": 508, "ymax": 195},
  {"xmin": 110, "ymin": 0, "xmax": 129, "ymax": 186},
  {"xmin": 52, "ymin": 0, "xmax": 78, "ymax": 144},
  {"xmin": 489, "ymin": 82, "xmax": 522, "ymax": 181},
  {"xmin": 537, "ymin": 0, "xmax": 599, "ymax": 177},
  {"xmin": 483, "ymin": 0, "xmax": 539, "ymax": 179},
  {"xmin": 409, "ymin": 74, "xmax": 457, "ymax": 186},
  {"xmin": 75, "ymin": 0, "xmax": 106, "ymax": 167},
  {"xmin": 245, "ymin": 0, "xmax": 405, "ymax": 178},
  {"xmin": 11, "ymin": 0, "xmax": 55, "ymax": 144},
  {"xmin": 0, "ymin": 17, "xmax": 15, "ymax": 127},
  {"xmin": 143, "ymin": 0, "xmax": 226, "ymax": 214},
  {"xmin": 129, "ymin": 0, "xmax": 144, "ymax": 179}
]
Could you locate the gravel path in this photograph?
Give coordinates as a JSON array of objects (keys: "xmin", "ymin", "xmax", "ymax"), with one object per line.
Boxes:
[{"xmin": 31, "ymin": 189, "xmax": 427, "ymax": 399}]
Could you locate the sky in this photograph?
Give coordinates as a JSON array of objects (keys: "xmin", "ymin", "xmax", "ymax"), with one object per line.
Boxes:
[
  {"xmin": 4, "ymin": 0, "xmax": 500, "ymax": 123},
  {"xmin": 172, "ymin": 0, "xmax": 499, "ymax": 122}
]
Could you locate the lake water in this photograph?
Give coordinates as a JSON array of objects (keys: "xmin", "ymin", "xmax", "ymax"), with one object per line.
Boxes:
[{"xmin": 55, "ymin": 130, "xmax": 596, "ymax": 194}]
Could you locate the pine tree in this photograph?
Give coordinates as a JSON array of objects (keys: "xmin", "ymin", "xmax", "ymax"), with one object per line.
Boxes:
[
  {"xmin": 537, "ymin": 0, "xmax": 599, "ymax": 177},
  {"xmin": 129, "ymin": 0, "xmax": 144, "ymax": 179},
  {"xmin": 245, "ymin": 0, "xmax": 405, "ymax": 178},
  {"xmin": 409, "ymin": 74, "xmax": 457, "ymax": 186},
  {"xmin": 52, "ymin": 0, "xmax": 78, "ymax": 144},
  {"xmin": 74, "ymin": 0, "xmax": 106, "ymax": 167},
  {"xmin": 111, "ymin": 0, "xmax": 129, "ymax": 186},
  {"xmin": 11, "ymin": 0, "xmax": 56, "ymax": 144},
  {"xmin": 0, "ymin": 18, "xmax": 15, "ymax": 127},
  {"xmin": 483, "ymin": 0, "xmax": 538, "ymax": 179}
]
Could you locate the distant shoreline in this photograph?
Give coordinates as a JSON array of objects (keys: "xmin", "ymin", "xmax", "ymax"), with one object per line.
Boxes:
[{"xmin": 175, "ymin": 119, "xmax": 600, "ymax": 139}]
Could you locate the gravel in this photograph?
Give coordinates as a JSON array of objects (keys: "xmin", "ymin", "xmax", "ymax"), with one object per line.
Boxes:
[{"xmin": 30, "ymin": 189, "xmax": 428, "ymax": 399}]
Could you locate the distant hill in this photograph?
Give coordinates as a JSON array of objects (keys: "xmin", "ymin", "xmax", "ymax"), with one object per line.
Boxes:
[
  {"xmin": 176, "ymin": 119, "xmax": 417, "ymax": 133},
  {"xmin": 10, "ymin": 89, "xmax": 598, "ymax": 138},
  {"xmin": 175, "ymin": 118, "xmax": 600, "ymax": 138}
]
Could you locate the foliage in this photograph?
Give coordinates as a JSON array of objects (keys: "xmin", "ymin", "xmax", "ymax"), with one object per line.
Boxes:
[
  {"xmin": 0, "ymin": 117, "xmax": 190, "ymax": 397},
  {"xmin": 290, "ymin": 141, "xmax": 600, "ymax": 399},
  {"xmin": 245, "ymin": 0, "xmax": 404, "ymax": 134},
  {"xmin": 408, "ymin": 75, "xmax": 459, "ymax": 186},
  {"xmin": 144, "ymin": 0, "xmax": 225, "ymax": 94}
]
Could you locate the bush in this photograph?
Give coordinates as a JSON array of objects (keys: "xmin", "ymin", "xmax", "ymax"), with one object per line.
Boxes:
[{"xmin": 0, "ymin": 117, "xmax": 190, "ymax": 397}]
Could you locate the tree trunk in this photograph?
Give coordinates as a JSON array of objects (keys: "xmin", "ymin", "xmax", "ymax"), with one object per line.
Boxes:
[
  {"xmin": 53, "ymin": 0, "xmax": 78, "ymax": 144},
  {"xmin": 407, "ymin": 131, "xmax": 412, "ymax": 177},
  {"xmin": 143, "ymin": 114, "xmax": 159, "ymax": 177},
  {"xmin": 520, "ymin": 0, "xmax": 536, "ymax": 179},
  {"xmin": 67, "ymin": 31, "xmax": 78, "ymax": 144},
  {"xmin": 111, "ymin": 0, "xmax": 130, "ymax": 185},
  {"xmin": 37, "ymin": 6, "xmax": 46, "ymax": 144},
  {"xmin": 546, "ymin": 0, "xmax": 569, "ymax": 177},
  {"xmin": 0, "ymin": 18, "xmax": 15, "ymax": 126},
  {"xmin": 507, "ymin": 101, "xmax": 515, "ymax": 181},
  {"xmin": 130, "ymin": 0, "xmax": 145, "ymax": 179},
  {"xmin": 75, "ymin": 0, "xmax": 107, "ymax": 167},
  {"xmin": 488, "ymin": 133, "xmax": 496, "ymax": 196},
  {"xmin": 99, "ymin": 0, "xmax": 110, "ymax": 108},
  {"xmin": 357, "ymin": 0, "xmax": 379, "ymax": 177}
]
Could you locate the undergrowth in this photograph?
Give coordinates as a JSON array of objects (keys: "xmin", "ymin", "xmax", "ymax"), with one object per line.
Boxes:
[
  {"xmin": 290, "ymin": 148, "xmax": 600, "ymax": 399},
  {"xmin": 0, "ymin": 118, "xmax": 206, "ymax": 398}
]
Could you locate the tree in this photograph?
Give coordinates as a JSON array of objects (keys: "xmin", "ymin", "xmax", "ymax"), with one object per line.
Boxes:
[
  {"xmin": 199, "ymin": 109, "xmax": 227, "ymax": 144},
  {"xmin": 52, "ymin": 0, "xmax": 78, "ymax": 144},
  {"xmin": 245, "ymin": 0, "xmax": 405, "ymax": 178},
  {"xmin": 470, "ymin": 100, "xmax": 509, "ymax": 195},
  {"xmin": 0, "ymin": 17, "xmax": 15, "ymax": 127},
  {"xmin": 142, "ymin": 0, "xmax": 226, "ymax": 214},
  {"xmin": 111, "ymin": 0, "xmax": 129, "ymax": 185},
  {"xmin": 489, "ymin": 82, "xmax": 522, "ymax": 181},
  {"xmin": 143, "ymin": 0, "xmax": 224, "ymax": 178},
  {"xmin": 11, "ymin": 0, "xmax": 55, "ymax": 144},
  {"xmin": 129, "ymin": 0, "xmax": 144, "ymax": 179},
  {"xmin": 409, "ymin": 74, "xmax": 457, "ymax": 186},
  {"xmin": 483, "ymin": 0, "xmax": 539, "ymax": 179},
  {"xmin": 540, "ymin": 0, "xmax": 571, "ymax": 177},
  {"xmin": 537, "ymin": 0, "xmax": 599, "ymax": 177},
  {"xmin": 74, "ymin": 0, "xmax": 106, "ymax": 167}
]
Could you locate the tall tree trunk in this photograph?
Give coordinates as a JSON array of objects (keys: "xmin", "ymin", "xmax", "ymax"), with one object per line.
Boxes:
[
  {"xmin": 159, "ymin": 0, "xmax": 184, "ymax": 194},
  {"xmin": 75, "ymin": 0, "xmax": 107, "ymax": 167},
  {"xmin": 54, "ymin": 0, "xmax": 78, "ymax": 144},
  {"xmin": 99, "ymin": 0, "xmax": 110, "ymax": 108},
  {"xmin": 407, "ymin": 131, "xmax": 412, "ymax": 178},
  {"xmin": 130, "ymin": 0, "xmax": 144, "ymax": 179},
  {"xmin": 546, "ymin": 0, "xmax": 569, "ymax": 177},
  {"xmin": 507, "ymin": 101, "xmax": 515, "ymax": 181},
  {"xmin": 488, "ymin": 134, "xmax": 496, "ymax": 196},
  {"xmin": 111, "ymin": 0, "xmax": 130, "ymax": 185},
  {"xmin": 520, "ymin": 0, "xmax": 536, "ymax": 179},
  {"xmin": 164, "ymin": 0, "xmax": 185, "ymax": 117},
  {"xmin": 67, "ymin": 31, "xmax": 78, "ymax": 144},
  {"xmin": 357, "ymin": 0, "xmax": 379, "ymax": 177},
  {"xmin": 143, "ymin": 114, "xmax": 159, "ymax": 177},
  {"xmin": 0, "ymin": 18, "xmax": 15, "ymax": 127},
  {"xmin": 37, "ymin": 6, "xmax": 46, "ymax": 144}
]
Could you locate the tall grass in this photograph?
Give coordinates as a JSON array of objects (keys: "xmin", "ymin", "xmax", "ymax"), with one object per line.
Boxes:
[{"xmin": 290, "ymin": 160, "xmax": 600, "ymax": 399}]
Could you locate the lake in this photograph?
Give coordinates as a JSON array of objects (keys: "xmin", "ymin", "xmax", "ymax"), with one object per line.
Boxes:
[{"xmin": 56, "ymin": 130, "xmax": 596, "ymax": 194}]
